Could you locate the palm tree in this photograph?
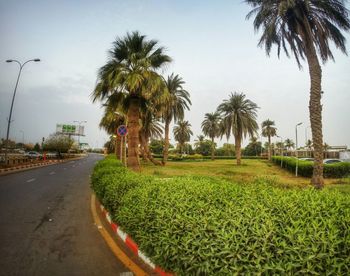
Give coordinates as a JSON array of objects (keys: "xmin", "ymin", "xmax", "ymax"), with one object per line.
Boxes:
[
  {"xmin": 173, "ymin": 121, "xmax": 193, "ymax": 154},
  {"xmin": 245, "ymin": 1, "xmax": 350, "ymax": 188},
  {"xmin": 201, "ymin": 112, "xmax": 221, "ymax": 160},
  {"xmin": 99, "ymin": 100, "xmax": 126, "ymax": 160},
  {"xmin": 285, "ymin": 139, "xmax": 295, "ymax": 151},
  {"xmin": 194, "ymin": 135, "xmax": 205, "ymax": 149},
  {"xmin": 261, "ymin": 119, "xmax": 277, "ymax": 161},
  {"xmin": 162, "ymin": 73, "xmax": 191, "ymax": 165},
  {"xmin": 217, "ymin": 92, "xmax": 259, "ymax": 165},
  {"xmin": 92, "ymin": 31, "xmax": 171, "ymax": 172}
]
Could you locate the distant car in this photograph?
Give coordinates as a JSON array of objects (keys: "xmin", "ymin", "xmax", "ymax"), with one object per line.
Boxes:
[
  {"xmin": 323, "ymin": 159, "xmax": 343, "ymax": 164},
  {"xmin": 25, "ymin": 151, "xmax": 42, "ymax": 159},
  {"xmin": 299, "ymin": 158, "xmax": 314, "ymax": 161},
  {"xmin": 46, "ymin": 152, "xmax": 58, "ymax": 158}
]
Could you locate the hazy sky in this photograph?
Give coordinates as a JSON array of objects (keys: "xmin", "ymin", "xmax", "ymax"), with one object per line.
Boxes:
[{"xmin": 1, "ymin": 0, "xmax": 349, "ymax": 149}]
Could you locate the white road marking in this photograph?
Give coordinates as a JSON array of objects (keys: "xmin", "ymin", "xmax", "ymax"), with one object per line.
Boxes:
[
  {"xmin": 26, "ymin": 178, "xmax": 36, "ymax": 183},
  {"xmin": 49, "ymin": 171, "xmax": 56, "ymax": 175},
  {"xmin": 63, "ymin": 168, "xmax": 67, "ymax": 170}
]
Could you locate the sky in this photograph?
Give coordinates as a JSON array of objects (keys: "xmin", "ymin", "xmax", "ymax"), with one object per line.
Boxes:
[{"xmin": 0, "ymin": 0, "xmax": 349, "ymax": 149}]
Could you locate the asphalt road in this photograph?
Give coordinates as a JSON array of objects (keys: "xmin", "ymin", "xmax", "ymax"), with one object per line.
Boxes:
[{"xmin": 0, "ymin": 154, "xmax": 131, "ymax": 276}]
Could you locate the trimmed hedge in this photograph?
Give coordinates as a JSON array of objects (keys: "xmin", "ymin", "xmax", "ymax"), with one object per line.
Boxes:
[
  {"xmin": 92, "ymin": 156, "xmax": 350, "ymax": 275},
  {"xmin": 272, "ymin": 156, "xmax": 350, "ymax": 178}
]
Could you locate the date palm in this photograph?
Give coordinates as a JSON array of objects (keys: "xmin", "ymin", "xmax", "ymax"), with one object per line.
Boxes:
[
  {"xmin": 162, "ymin": 73, "xmax": 191, "ymax": 165},
  {"xmin": 217, "ymin": 92, "xmax": 259, "ymax": 165},
  {"xmin": 92, "ymin": 31, "xmax": 171, "ymax": 172},
  {"xmin": 201, "ymin": 112, "xmax": 221, "ymax": 160},
  {"xmin": 261, "ymin": 119, "xmax": 277, "ymax": 161},
  {"xmin": 285, "ymin": 138, "xmax": 295, "ymax": 151},
  {"xmin": 245, "ymin": 0, "xmax": 350, "ymax": 188},
  {"xmin": 173, "ymin": 120, "xmax": 193, "ymax": 154}
]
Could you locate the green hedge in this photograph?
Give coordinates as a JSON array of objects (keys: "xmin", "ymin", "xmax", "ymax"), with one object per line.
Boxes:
[
  {"xmin": 92, "ymin": 156, "xmax": 350, "ymax": 275},
  {"xmin": 272, "ymin": 156, "xmax": 350, "ymax": 178}
]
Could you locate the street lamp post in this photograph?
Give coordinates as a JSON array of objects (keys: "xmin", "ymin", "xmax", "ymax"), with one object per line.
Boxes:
[
  {"xmin": 4, "ymin": 59, "xmax": 40, "ymax": 165},
  {"xmin": 73, "ymin": 120, "xmax": 87, "ymax": 152},
  {"xmin": 295, "ymin": 122, "xmax": 303, "ymax": 177},
  {"xmin": 277, "ymin": 135, "xmax": 283, "ymax": 167}
]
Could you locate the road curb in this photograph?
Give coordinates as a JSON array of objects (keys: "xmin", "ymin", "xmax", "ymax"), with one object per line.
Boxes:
[
  {"xmin": 98, "ymin": 203, "xmax": 174, "ymax": 276},
  {"xmin": 0, "ymin": 157, "xmax": 84, "ymax": 176}
]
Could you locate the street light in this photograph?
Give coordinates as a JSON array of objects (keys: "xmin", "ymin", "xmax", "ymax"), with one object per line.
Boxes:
[
  {"xmin": 4, "ymin": 59, "xmax": 40, "ymax": 165},
  {"xmin": 295, "ymin": 122, "xmax": 303, "ymax": 177},
  {"xmin": 73, "ymin": 120, "xmax": 87, "ymax": 152},
  {"xmin": 277, "ymin": 135, "xmax": 283, "ymax": 167}
]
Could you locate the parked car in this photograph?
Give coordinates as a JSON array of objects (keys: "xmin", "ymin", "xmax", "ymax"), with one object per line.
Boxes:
[
  {"xmin": 46, "ymin": 152, "xmax": 59, "ymax": 158},
  {"xmin": 25, "ymin": 151, "xmax": 42, "ymax": 159},
  {"xmin": 299, "ymin": 158, "xmax": 314, "ymax": 161},
  {"xmin": 323, "ymin": 159, "xmax": 343, "ymax": 164}
]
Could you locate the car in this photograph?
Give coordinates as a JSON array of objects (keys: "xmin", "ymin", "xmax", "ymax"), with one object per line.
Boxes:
[
  {"xmin": 299, "ymin": 158, "xmax": 314, "ymax": 161},
  {"xmin": 25, "ymin": 151, "xmax": 42, "ymax": 159},
  {"xmin": 46, "ymin": 152, "xmax": 59, "ymax": 158},
  {"xmin": 323, "ymin": 159, "xmax": 343, "ymax": 164}
]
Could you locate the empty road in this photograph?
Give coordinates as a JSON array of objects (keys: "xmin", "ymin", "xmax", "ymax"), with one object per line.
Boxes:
[{"xmin": 0, "ymin": 154, "xmax": 131, "ymax": 276}]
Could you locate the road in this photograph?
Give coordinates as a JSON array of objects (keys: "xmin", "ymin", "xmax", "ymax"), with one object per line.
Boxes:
[{"xmin": 0, "ymin": 154, "xmax": 131, "ymax": 276}]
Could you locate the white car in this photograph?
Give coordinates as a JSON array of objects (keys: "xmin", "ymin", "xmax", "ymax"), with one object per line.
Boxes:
[
  {"xmin": 25, "ymin": 151, "xmax": 42, "ymax": 159},
  {"xmin": 323, "ymin": 159, "xmax": 343, "ymax": 164}
]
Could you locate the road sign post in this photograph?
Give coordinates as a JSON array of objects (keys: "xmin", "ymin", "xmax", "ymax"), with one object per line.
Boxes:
[{"xmin": 117, "ymin": 125, "xmax": 128, "ymax": 166}]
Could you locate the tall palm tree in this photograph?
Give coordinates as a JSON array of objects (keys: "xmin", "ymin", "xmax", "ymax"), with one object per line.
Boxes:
[
  {"xmin": 285, "ymin": 138, "xmax": 295, "ymax": 151},
  {"xmin": 201, "ymin": 112, "xmax": 221, "ymax": 160},
  {"xmin": 92, "ymin": 31, "xmax": 171, "ymax": 172},
  {"xmin": 261, "ymin": 119, "xmax": 277, "ymax": 161},
  {"xmin": 217, "ymin": 92, "xmax": 259, "ymax": 165},
  {"xmin": 194, "ymin": 135, "xmax": 205, "ymax": 150},
  {"xmin": 99, "ymin": 100, "xmax": 126, "ymax": 160},
  {"xmin": 162, "ymin": 73, "xmax": 191, "ymax": 165},
  {"xmin": 173, "ymin": 121, "xmax": 193, "ymax": 154},
  {"xmin": 245, "ymin": 0, "xmax": 350, "ymax": 188}
]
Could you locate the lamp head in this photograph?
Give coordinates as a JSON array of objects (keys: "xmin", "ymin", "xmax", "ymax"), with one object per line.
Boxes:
[
  {"xmin": 297, "ymin": 122, "xmax": 303, "ymax": 126},
  {"xmin": 6, "ymin": 60, "xmax": 13, "ymax": 63},
  {"xmin": 34, "ymin": 59, "xmax": 40, "ymax": 62}
]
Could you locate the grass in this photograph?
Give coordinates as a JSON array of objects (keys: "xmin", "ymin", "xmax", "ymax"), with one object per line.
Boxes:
[{"xmin": 141, "ymin": 159, "xmax": 350, "ymax": 193}]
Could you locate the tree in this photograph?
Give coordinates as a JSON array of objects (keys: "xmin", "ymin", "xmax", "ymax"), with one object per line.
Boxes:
[
  {"xmin": 33, "ymin": 143, "xmax": 41, "ymax": 152},
  {"xmin": 216, "ymin": 143, "xmax": 235, "ymax": 156},
  {"xmin": 261, "ymin": 119, "xmax": 277, "ymax": 161},
  {"xmin": 173, "ymin": 120, "xmax": 193, "ymax": 154},
  {"xmin": 162, "ymin": 73, "xmax": 191, "ymax": 165},
  {"xmin": 93, "ymin": 31, "xmax": 171, "ymax": 172},
  {"xmin": 217, "ymin": 92, "xmax": 259, "ymax": 165},
  {"xmin": 285, "ymin": 139, "xmax": 295, "ymax": 151},
  {"xmin": 245, "ymin": 0, "xmax": 350, "ymax": 188},
  {"xmin": 201, "ymin": 112, "xmax": 221, "ymax": 160},
  {"xmin": 243, "ymin": 137, "xmax": 263, "ymax": 156},
  {"xmin": 43, "ymin": 134, "xmax": 74, "ymax": 155}
]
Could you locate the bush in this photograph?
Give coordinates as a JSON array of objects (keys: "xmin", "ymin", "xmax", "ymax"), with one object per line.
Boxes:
[
  {"xmin": 152, "ymin": 154, "xmax": 262, "ymax": 161},
  {"xmin": 271, "ymin": 156, "xmax": 350, "ymax": 178},
  {"xmin": 92, "ymin": 156, "xmax": 350, "ymax": 275}
]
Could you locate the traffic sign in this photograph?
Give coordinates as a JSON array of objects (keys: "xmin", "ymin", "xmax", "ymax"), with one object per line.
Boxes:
[{"xmin": 117, "ymin": 125, "xmax": 128, "ymax": 136}]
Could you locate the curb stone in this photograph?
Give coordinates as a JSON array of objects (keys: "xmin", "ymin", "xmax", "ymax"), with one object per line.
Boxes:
[{"xmin": 99, "ymin": 204, "xmax": 174, "ymax": 276}]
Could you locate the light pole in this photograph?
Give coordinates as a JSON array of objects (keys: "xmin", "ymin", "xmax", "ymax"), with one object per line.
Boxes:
[
  {"xmin": 277, "ymin": 135, "xmax": 283, "ymax": 167},
  {"xmin": 295, "ymin": 122, "xmax": 303, "ymax": 177},
  {"xmin": 4, "ymin": 59, "xmax": 40, "ymax": 165},
  {"xmin": 73, "ymin": 120, "xmax": 87, "ymax": 152}
]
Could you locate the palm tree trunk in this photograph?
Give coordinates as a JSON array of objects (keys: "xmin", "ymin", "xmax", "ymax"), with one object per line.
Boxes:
[
  {"xmin": 162, "ymin": 120, "xmax": 170, "ymax": 165},
  {"xmin": 305, "ymin": 46, "xmax": 324, "ymax": 189},
  {"xmin": 127, "ymin": 97, "xmax": 141, "ymax": 172},
  {"xmin": 145, "ymin": 134, "xmax": 161, "ymax": 165},
  {"xmin": 139, "ymin": 133, "xmax": 148, "ymax": 162},
  {"xmin": 211, "ymin": 137, "xmax": 215, "ymax": 161},
  {"xmin": 235, "ymin": 135, "xmax": 242, "ymax": 165},
  {"xmin": 268, "ymin": 136, "xmax": 271, "ymax": 161}
]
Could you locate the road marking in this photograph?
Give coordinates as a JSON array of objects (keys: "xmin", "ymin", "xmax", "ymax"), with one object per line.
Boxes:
[
  {"xmin": 90, "ymin": 194, "xmax": 147, "ymax": 276},
  {"xmin": 72, "ymin": 165, "xmax": 75, "ymax": 168},
  {"xmin": 120, "ymin": 273, "xmax": 134, "ymax": 276},
  {"xmin": 63, "ymin": 168, "xmax": 67, "ymax": 170},
  {"xmin": 49, "ymin": 171, "xmax": 55, "ymax": 175},
  {"xmin": 26, "ymin": 178, "xmax": 36, "ymax": 183}
]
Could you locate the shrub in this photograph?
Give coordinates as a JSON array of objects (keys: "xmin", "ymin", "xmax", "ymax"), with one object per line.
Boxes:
[
  {"xmin": 271, "ymin": 156, "xmax": 350, "ymax": 178},
  {"xmin": 92, "ymin": 156, "xmax": 350, "ymax": 275}
]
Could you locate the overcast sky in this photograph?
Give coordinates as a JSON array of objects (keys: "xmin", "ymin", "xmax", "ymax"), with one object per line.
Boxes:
[{"xmin": 1, "ymin": 0, "xmax": 349, "ymax": 149}]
